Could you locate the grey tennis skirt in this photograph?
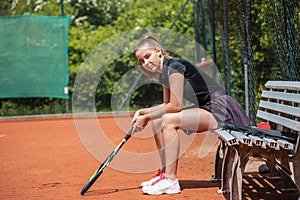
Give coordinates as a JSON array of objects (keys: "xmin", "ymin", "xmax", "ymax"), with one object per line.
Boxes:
[
  {"xmin": 183, "ymin": 95, "xmax": 251, "ymax": 134},
  {"xmin": 200, "ymin": 95, "xmax": 251, "ymax": 127}
]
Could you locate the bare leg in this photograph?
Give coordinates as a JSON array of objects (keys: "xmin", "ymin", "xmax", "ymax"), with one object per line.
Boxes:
[
  {"xmin": 154, "ymin": 132, "xmax": 166, "ymax": 172},
  {"xmin": 152, "ymin": 118, "xmax": 166, "ymax": 172},
  {"xmin": 161, "ymin": 126, "xmax": 179, "ymax": 180},
  {"xmin": 160, "ymin": 108, "xmax": 218, "ymax": 179}
]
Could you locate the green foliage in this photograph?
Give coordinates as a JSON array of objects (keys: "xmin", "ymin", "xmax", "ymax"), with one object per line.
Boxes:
[
  {"xmin": 0, "ymin": 0, "xmax": 299, "ymax": 116},
  {"xmin": 0, "ymin": 98, "xmax": 66, "ymax": 116},
  {"xmin": 0, "ymin": 0, "xmax": 13, "ymax": 15}
]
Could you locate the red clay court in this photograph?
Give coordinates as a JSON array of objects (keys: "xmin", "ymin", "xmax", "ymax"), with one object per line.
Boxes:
[{"xmin": 0, "ymin": 115, "xmax": 299, "ymax": 199}]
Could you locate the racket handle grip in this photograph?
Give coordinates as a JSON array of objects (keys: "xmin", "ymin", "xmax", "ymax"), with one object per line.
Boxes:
[{"xmin": 125, "ymin": 126, "xmax": 135, "ymax": 140}]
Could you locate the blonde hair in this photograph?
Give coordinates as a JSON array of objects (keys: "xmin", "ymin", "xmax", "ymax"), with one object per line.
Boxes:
[{"xmin": 135, "ymin": 35, "xmax": 171, "ymax": 79}]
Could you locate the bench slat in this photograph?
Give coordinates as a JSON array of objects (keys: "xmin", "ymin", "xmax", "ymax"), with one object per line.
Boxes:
[
  {"xmin": 248, "ymin": 135, "xmax": 266, "ymax": 148},
  {"xmin": 276, "ymin": 139, "xmax": 294, "ymax": 150},
  {"xmin": 230, "ymin": 131, "xmax": 252, "ymax": 146},
  {"xmin": 257, "ymin": 110, "xmax": 300, "ymax": 131},
  {"xmin": 259, "ymin": 100, "xmax": 300, "ymax": 117},
  {"xmin": 261, "ymin": 91, "xmax": 300, "ymax": 103},
  {"xmin": 216, "ymin": 130, "xmax": 239, "ymax": 146},
  {"xmin": 265, "ymin": 81, "xmax": 300, "ymax": 90},
  {"xmin": 263, "ymin": 138, "xmax": 280, "ymax": 150}
]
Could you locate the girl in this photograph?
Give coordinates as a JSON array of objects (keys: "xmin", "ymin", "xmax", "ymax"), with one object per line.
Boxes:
[{"xmin": 132, "ymin": 35, "xmax": 250, "ymax": 195}]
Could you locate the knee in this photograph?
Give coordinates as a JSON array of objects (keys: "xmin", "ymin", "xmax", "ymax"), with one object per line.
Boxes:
[
  {"xmin": 161, "ymin": 114, "xmax": 177, "ymax": 131},
  {"xmin": 151, "ymin": 114, "xmax": 179, "ymax": 133},
  {"xmin": 151, "ymin": 114, "xmax": 178, "ymax": 133},
  {"xmin": 151, "ymin": 118, "xmax": 162, "ymax": 133}
]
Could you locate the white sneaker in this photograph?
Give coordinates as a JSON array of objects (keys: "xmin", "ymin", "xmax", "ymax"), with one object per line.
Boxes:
[
  {"xmin": 141, "ymin": 169, "xmax": 163, "ymax": 187},
  {"xmin": 142, "ymin": 173, "xmax": 181, "ymax": 195}
]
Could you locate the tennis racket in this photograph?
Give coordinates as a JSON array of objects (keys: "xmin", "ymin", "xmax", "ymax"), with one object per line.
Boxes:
[{"xmin": 80, "ymin": 126, "xmax": 135, "ymax": 195}]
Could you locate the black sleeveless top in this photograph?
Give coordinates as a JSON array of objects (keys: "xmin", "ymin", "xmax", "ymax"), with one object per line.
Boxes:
[{"xmin": 159, "ymin": 58, "xmax": 225, "ymax": 107}]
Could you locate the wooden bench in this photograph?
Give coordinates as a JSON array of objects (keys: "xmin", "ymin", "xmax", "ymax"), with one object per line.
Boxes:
[{"xmin": 212, "ymin": 81, "xmax": 300, "ymax": 199}]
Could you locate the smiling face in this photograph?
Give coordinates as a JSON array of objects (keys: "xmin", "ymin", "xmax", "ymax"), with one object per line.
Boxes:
[{"xmin": 135, "ymin": 47, "xmax": 163, "ymax": 73}]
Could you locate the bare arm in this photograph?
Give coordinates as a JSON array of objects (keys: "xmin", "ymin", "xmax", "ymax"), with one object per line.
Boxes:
[{"xmin": 132, "ymin": 71, "xmax": 184, "ymax": 129}]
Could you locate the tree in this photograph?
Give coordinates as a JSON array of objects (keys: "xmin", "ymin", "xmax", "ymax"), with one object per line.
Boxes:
[
  {"xmin": 0, "ymin": 0, "xmax": 13, "ymax": 16},
  {"xmin": 1, "ymin": 0, "xmax": 298, "ymax": 116}
]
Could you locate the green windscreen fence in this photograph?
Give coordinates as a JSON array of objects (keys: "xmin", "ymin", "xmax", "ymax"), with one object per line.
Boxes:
[{"xmin": 0, "ymin": 15, "xmax": 70, "ymax": 99}]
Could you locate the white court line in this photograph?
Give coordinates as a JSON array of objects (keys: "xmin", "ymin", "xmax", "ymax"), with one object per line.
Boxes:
[{"xmin": 0, "ymin": 134, "xmax": 5, "ymax": 138}]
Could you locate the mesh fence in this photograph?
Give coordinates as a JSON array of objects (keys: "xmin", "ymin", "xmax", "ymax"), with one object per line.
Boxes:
[
  {"xmin": 0, "ymin": 15, "xmax": 70, "ymax": 99},
  {"xmin": 270, "ymin": 0, "xmax": 300, "ymax": 81}
]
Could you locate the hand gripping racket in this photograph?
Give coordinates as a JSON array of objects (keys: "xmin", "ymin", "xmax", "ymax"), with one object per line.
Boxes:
[{"xmin": 80, "ymin": 126, "xmax": 135, "ymax": 195}]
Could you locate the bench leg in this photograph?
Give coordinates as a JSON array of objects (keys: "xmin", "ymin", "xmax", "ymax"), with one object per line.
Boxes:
[
  {"xmin": 218, "ymin": 146, "xmax": 239, "ymax": 195},
  {"xmin": 291, "ymin": 160, "xmax": 300, "ymax": 196},
  {"xmin": 291, "ymin": 139, "xmax": 300, "ymax": 196},
  {"xmin": 212, "ymin": 141, "xmax": 224, "ymax": 182},
  {"xmin": 267, "ymin": 150, "xmax": 289, "ymax": 179},
  {"xmin": 279, "ymin": 145, "xmax": 300, "ymax": 195},
  {"xmin": 261, "ymin": 150, "xmax": 299, "ymax": 192},
  {"xmin": 231, "ymin": 156, "xmax": 242, "ymax": 200}
]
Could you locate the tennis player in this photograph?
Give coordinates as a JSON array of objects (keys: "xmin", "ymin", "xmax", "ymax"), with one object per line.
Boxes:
[{"xmin": 131, "ymin": 35, "xmax": 250, "ymax": 195}]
